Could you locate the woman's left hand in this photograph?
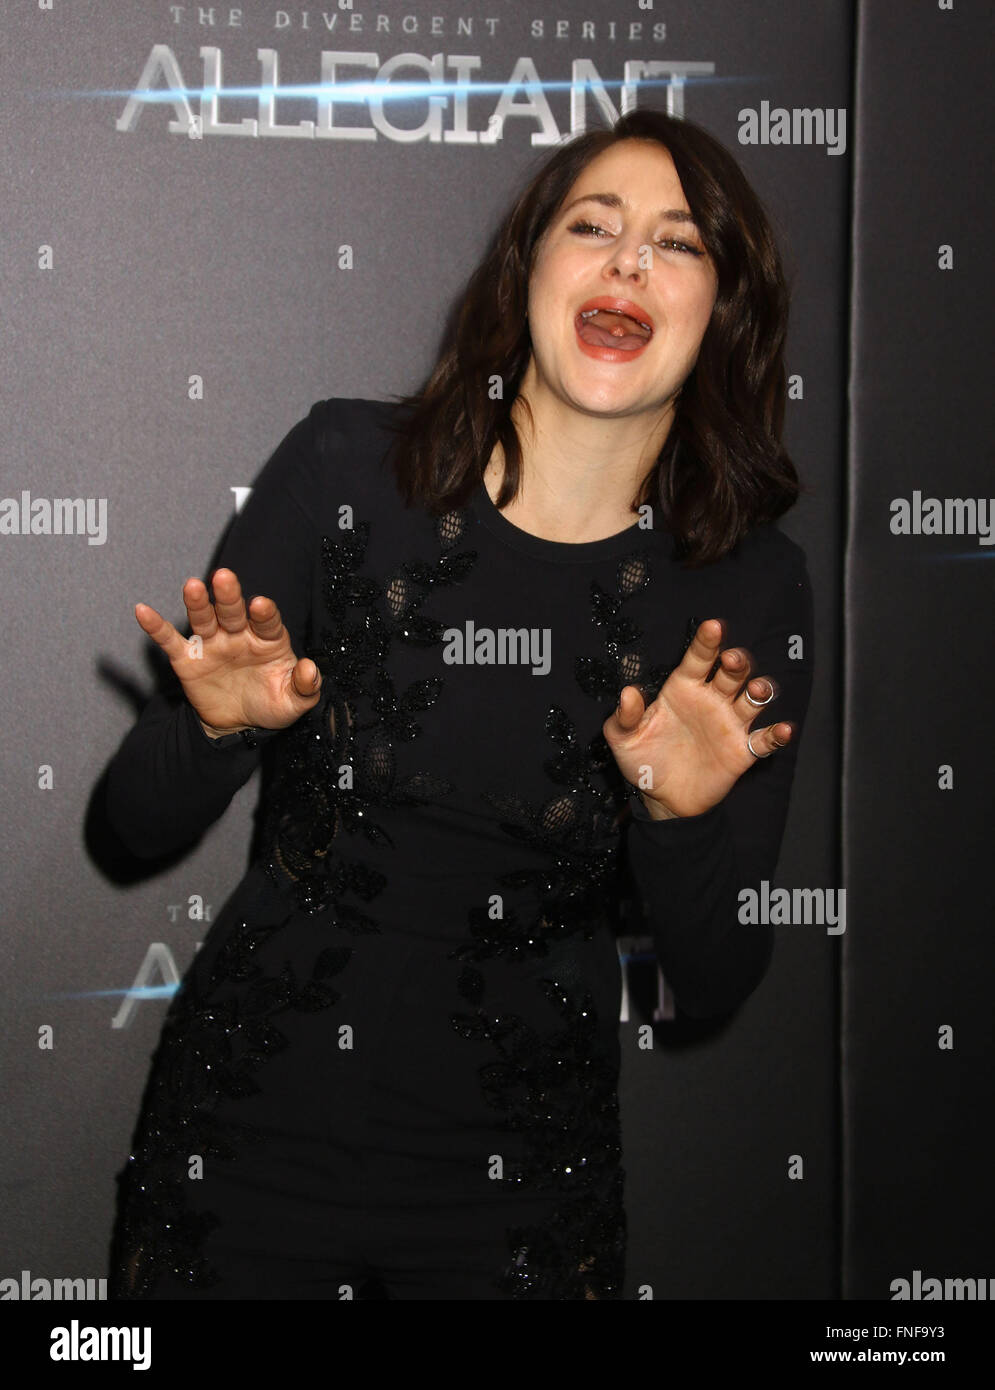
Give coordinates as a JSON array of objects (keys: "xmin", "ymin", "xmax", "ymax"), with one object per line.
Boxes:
[{"xmin": 602, "ymin": 619, "xmax": 794, "ymax": 821}]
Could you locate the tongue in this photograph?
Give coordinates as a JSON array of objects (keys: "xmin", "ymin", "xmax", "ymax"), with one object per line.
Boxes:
[{"xmin": 577, "ymin": 309, "xmax": 650, "ymax": 351}]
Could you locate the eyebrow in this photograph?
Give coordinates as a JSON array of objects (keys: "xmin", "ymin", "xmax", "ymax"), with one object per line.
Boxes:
[{"xmin": 561, "ymin": 192, "xmax": 698, "ymax": 224}]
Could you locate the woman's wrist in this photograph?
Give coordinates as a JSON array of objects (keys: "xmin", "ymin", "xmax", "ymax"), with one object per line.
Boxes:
[
  {"xmin": 637, "ymin": 790, "xmax": 680, "ymax": 822},
  {"xmin": 198, "ymin": 716, "xmax": 254, "ymax": 741}
]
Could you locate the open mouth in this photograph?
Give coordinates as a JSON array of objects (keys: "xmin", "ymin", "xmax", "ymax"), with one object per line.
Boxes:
[{"xmin": 575, "ymin": 300, "xmax": 654, "ymax": 354}]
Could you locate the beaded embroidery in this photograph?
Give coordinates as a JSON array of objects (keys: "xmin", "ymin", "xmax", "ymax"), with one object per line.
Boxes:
[
  {"xmin": 260, "ymin": 514, "xmax": 478, "ymax": 913},
  {"xmin": 112, "ymin": 506, "xmax": 478, "ymax": 1297},
  {"xmin": 450, "ymin": 961, "xmax": 627, "ymax": 1299},
  {"xmin": 111, "ymin": 934, "xmax": 353, "ymax": 1294},
  {"xmin": 447, "ymin": 549, "xmax": 697, "ymax": 1299}
]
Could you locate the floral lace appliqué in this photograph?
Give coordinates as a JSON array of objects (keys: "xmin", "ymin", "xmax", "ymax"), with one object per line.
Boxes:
[
  {"xmin": 447, "ymin": 549, "xmax": 697, "ymax": 1300},
  {"xmin": 112, "ymin": 506, "xmax": 477, "ymax": 1298}
]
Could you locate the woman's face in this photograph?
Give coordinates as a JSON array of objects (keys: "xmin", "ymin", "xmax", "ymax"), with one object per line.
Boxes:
[{"xmin": 523, "ymin": 139, "xmax": 719, "ymax": 423}]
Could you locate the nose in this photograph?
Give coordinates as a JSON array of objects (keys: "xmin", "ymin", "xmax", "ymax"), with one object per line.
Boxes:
[{"xmin": 602, "ymin": 230, "xmax": 648, "ymax": 284}]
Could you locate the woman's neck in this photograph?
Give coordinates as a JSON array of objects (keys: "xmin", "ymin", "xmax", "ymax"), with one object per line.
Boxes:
[{"xmin": 484, "ymin": 388, "xmax": 675, "ymax": 544}]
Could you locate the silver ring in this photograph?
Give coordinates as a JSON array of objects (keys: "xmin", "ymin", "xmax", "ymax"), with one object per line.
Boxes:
[
  {"xmin": 745, "ymin": 680, "xmax": 775, "ymax": 707},
  {"xmin": 747, "ymin": 730, "xmax": 773, "ymax": 759}
]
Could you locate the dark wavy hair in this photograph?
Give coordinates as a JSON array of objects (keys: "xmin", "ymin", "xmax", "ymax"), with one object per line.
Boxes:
[{"xmin": 385, "ymin": 109, "xmax": 800, "ymax": 566}]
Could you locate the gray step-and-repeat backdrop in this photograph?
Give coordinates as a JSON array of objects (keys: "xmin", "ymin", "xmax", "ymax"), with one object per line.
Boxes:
[{"xmin": 0, "ymin": 0, "xmax": 988, "ymax": 1333}]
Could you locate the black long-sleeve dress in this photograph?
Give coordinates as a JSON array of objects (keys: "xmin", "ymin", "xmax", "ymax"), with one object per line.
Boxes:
[{"xmin": 105, "ymin": 397, "xmax": 814, "ymax": 1300}]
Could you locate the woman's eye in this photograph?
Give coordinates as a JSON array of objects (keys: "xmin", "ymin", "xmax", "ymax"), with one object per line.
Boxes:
[
  {"xmin": 568, "ymin": 220, "xmax": 609, "ymax": 238},
  {"xmin": 656, "ymin": 238, "xmax": 705, "ymax": 257}
]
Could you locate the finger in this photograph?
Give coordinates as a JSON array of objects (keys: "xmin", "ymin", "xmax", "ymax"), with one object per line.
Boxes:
[
  {"xmin": 245, "ymin": 594, "xmax": 285, "ymax": 643},
  {"xmin": 603, "ymin": 684, "xmax": 646, "ymax": 738},
  {"xmin": 675, "ymin": 619, "xmax": 728, "ymax": 681},
  {"xmin": 134, "ymin": 603, "xmax": 193, "ymax": 664},
  {"xmin": 208, "ymin": 567, "xmax": 249, "ymax": 634},
  {"xmin": 182, "ymin": 578, "xmax": 220, "ymax": 639},
  {"xmin": 733, "ymin": 674, "xmax": 780, "ymax": 723},
  {"xmin": 290, "ymin": 657, "xmax": 322, "ymax": 699},
  {"xmin": 708, "ymin": 646, "xmax": 754, "ymax": 698},
  {"xmin": 748, "ymin": 720, "xmax": 794, "ymax": 757}
]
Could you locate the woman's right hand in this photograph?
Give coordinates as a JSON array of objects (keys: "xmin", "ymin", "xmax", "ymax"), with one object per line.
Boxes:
[{"xmin": 134, "ymin": 568, "xmax": 322, "ymax": 738}]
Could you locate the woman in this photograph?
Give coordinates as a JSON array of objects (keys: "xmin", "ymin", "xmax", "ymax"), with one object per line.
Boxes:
[{"xmin": 106, "ymin": 108, "xmax": 813, "ymax": 1300}]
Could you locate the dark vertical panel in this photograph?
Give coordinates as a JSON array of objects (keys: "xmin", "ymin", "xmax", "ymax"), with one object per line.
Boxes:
[{"xmin": 846, "ymin": 0, "xmax": 993, "ymax": 1298}]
